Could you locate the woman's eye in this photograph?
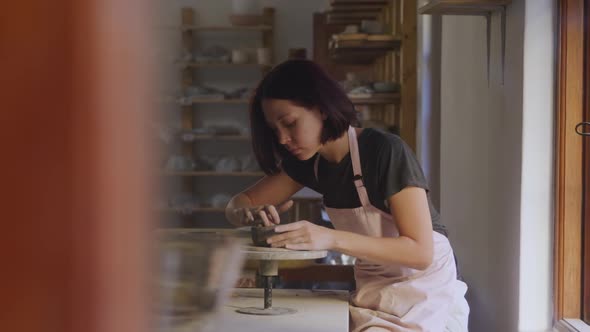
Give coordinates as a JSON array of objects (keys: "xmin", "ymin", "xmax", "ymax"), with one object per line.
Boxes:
[{"xmin": 285, "ymin": 121, "xmax": 296, "ymax": 128}]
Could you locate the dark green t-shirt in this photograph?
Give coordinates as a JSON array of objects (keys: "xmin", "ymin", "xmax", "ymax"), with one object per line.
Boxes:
[{"xmin": 282, "ymin": 128, "xmax": 447, "ymax": 237}]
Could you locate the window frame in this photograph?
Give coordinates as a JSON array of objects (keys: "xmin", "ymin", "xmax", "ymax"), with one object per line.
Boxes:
[
  {"xmin": 554, "ymin": 0, "xmax": 588, "ymax": 326},
  {"xmin": 583, "ymin": 0, "xmax": 590, "ymax": 322}
]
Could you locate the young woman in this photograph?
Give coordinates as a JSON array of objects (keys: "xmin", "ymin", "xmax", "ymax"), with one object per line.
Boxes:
[{"xmin": 225, "ymin": 60, "xmax": 469, "ymax": 332}]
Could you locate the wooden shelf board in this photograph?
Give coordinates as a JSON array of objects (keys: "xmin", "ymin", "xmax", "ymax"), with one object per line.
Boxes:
[
  {"xmin": 330, "ymin": 0, "xmax": 389, "ymax": 5},
  {"xmin": 327, "ymin": 17, "xmax": 380, "ymax": 24},
  {"xmin": 182, "ymin": 62, "xmax": 273, "ymax": 69},
  {"xmin": 327, "ymin": 12, "xmax": 381, "ymax": 20},
  {"xmin": 190, "ymin": 98, "xmax": 249, "ymax": 104},
  {"xmin": 326, "ymin": 19, "xmax": 373, "ymax": 24},
  {"xmin": 329, "ymin": 5, "xmax": 386, "ymax": 12},
  {"xmin": 180, "ymin": 25, "xmax": 272, "ymax": 31},
  {"xmin": 158, "ymin": 207, "xmax": 226, "ymax": 213},
  {"xmin": 162, "ymin": 171, "xmax": 264, "ymax": 177},
  {"xmin": 176, "ymin": 97, "xmax": 397, "ymax": 107},
  {"xmin": 184, "ymin": 135, "xmax": 250, "ymax": 141},
  {"xmin": 329, "ymin": 39, "xmax": 401, "ymax": 63},
  {"xmin": 330, "ymin": 39, "xmax": 402, "ymax": 50},
  {"xmin": 157, "ymin": 97, "xmax": 248, "ymax": 105},
  {"xmin": 350, "ymin": 93, "xmax": 400, "ymax": 105},
  {"xmin": 419, "ymin": 0, "xmax": 511, "ymax": 15}
]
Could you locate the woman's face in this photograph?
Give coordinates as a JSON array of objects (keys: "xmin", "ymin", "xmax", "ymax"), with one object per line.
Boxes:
[{"xmin": 262, "ymin": 99, "xmax": 325, "ymax": 160}]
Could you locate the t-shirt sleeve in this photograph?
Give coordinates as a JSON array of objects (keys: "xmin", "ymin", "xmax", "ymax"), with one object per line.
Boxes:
[{"xmin": 377, "ymin": 136, "xmax": 430, "ymax": 200}]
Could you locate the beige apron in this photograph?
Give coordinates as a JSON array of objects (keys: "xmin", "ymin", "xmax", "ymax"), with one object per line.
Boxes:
[{"xmin": 314, "ymin": 127, "xmax": 469, "ymax": 332}]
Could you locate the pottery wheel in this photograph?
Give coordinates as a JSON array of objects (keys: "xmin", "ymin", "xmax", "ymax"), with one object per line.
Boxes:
[
  {"xmin": 241, "ymin": 245, "xmax": 328, "ymax": 261},
  {"xmin": 237, "ymin": 246, "xmax": 328, "ymax": 316}
]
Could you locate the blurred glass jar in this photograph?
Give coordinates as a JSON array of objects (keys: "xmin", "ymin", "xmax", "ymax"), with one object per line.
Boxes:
[{"xmin": 155, "ymin": 231, "xmax": 245, "ymax": 331}]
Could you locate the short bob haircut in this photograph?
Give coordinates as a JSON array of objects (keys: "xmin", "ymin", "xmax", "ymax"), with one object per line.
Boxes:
[{"xmin": 250, "ymin": 59, "xmax": 359, "ymax": 175}]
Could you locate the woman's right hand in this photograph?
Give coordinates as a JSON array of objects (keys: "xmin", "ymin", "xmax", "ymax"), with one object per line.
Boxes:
[{"xmin": 233, "ymin": 200, "xmax": 294, "ymax": 227}]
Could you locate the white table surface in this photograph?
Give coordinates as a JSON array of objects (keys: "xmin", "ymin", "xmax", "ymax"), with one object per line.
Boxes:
[{"xmin": 166, "ymin": 288, "xmax": 350, "ymax": 332}]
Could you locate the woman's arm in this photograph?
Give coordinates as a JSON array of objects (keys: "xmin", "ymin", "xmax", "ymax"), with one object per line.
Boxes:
[
  {"xmin": 268, "ymin": 186, "xmax": 434, "ymax": 270},
  {"xmin": 225, "ymin": 171, "xmax": 303, "ymax": 227}
]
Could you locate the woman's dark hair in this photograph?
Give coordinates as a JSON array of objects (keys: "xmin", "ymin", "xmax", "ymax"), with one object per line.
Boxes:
[{"xmin": 250, "ymin": 59, "xmax": 358, "ymax": 175}]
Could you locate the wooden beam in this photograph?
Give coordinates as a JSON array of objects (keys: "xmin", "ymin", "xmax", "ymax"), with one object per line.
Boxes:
[
  {"xmin": 330, "ymin": 5, "xmax": 386, "ymax": 12},
  {"xmin": 400, "ymin": 0, "xmax": 417, "ymax": 150},
  {"xmin": 419, "ymin": 0, "xmax": 511, "ymax": 15}
]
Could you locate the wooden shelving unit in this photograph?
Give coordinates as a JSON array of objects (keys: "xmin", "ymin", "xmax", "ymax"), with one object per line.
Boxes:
[
  {"xmin": 161, "ymin": 7, "xmax": 274, "ymax": 222},
  {"xmin": 189, "ymin": 98, "xmax": 249, "ymax": 104},
  {"xmin": 315, "ymin": 0, "xmax": 417, "ymax": 149},
  {"xmin": 329, "ymin": 0, "xmax": 389, "ymax": 5},
  {"xmin": 329, "ymin": 5, "xmax": 385, "ymax": 12},
  {"xmin": 418, "ymin": 0, "xmax": 511, "ymax": 15},
  {"xmin": 326, "ymin": 0, "xmax": 389, "ymax": 25},
  {"xmin": 179, "ymin": 25, "xmax": 272, "ymax": 31},
  {"xmin": 175, "ymin": 99, "xmax": 400, "ymax": 109},
  {"xmin": 181, "ymin": 62, "xmax": 273, "ymax": 69},
  {"xmin": 182, "ymin": 135, "xmax": 250, "ymax": 141},
  {"xmin": 350, "ymin": 93, "xmax": 400, "ymax": 105},
  {"xmin": 329, "ymin": 38, "xmax": 402, "ymax": 64},
  {"xmin": 327, "ymin": 12, "xmax": 381, "ymax": 24}
]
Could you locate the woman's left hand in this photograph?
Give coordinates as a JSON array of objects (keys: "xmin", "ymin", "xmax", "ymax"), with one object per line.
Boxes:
[{"xmin": 267, "ymin": 220, "xmax": 335, "ymax": 250}]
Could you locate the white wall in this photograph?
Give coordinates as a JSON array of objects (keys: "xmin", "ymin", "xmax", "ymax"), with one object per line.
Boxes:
[
  {"xmin": 440, "ymin": 12, "xmax": 512, "ymax": 330},
  {"xmin": 417, "ymin": 13, "xmax": 442, "ymax": 210},
  {"xmin": 518, "ymin": 1, "xmax": 555, "ymax": 330},
  {"xmin": 434, "ymin": 0, "xmax": 555, "ymax": 331}
]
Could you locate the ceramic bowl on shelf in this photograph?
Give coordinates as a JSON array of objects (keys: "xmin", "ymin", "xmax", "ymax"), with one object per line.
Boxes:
[
  {"xmin": 231, "ymin": 49, "xmax": 248, "ymax": 64},
  {"xmin": 256, "ymin": 47, "xmax": 271, "ymax": 65},
  {"xmin": 240, "ymin": 155, "xmax": 260, "ymax": 172},
  {"xmin": 360, "ymin": 20, "xmax": 384, "ymax": 34},
  {"xmin": 165, "ymin": 155, "xmax": 195, "ymax": 171},
  {"xmin": 372, "ymin": 82, "xmax": 400, "ymax": 93},
  {"xmin": 156, "ymin": 231, "xmax": 244, "ymax": 329},
  {"xmin": 210, "ymin": 193, "xmax": 232, "ymax": 208},
  {"xmin": 215, "ymin": 156, "xmax": 240, "ymax": 172}
]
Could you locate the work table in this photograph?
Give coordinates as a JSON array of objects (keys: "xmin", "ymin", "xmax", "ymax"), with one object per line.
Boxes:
[{"xmin": 169, "ymin": 289, "xmax": 350, "ymax": 332}]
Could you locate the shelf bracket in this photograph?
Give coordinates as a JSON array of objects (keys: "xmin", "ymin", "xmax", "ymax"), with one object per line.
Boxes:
[
  {"xmin": 500, "ymin": 5, "xmax": 506, "ymax": 85},
  {"xmin": 486, "ymin": 12, "xmax": 491, "ymax": 86},
  {"xmin": 486, "ymin": 5, "xmax": 507, "ymax": 86}
]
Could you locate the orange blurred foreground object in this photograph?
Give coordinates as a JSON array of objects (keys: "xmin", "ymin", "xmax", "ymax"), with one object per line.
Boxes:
[{"xmin": 0, "ymin": 1, "xmax": 155, "ymax": 332}]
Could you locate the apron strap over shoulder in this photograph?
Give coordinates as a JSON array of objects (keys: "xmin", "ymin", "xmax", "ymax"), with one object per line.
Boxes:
[
  {"xmin": 348, "ymin": 127, "xmax": 371, "ymax": 207},
  {"xmin": 312, "ymin": 127, "xmax": 371, "ymax": 208}
]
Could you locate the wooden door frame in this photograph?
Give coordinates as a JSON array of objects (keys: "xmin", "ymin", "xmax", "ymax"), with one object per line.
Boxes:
[
  {"xmin": 583, "ymin": 0, "xmax": 590, "ymax": 322},
  {"xmin": 555, "ymin": 0, "xmax": 587, "ymax": 322}
]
